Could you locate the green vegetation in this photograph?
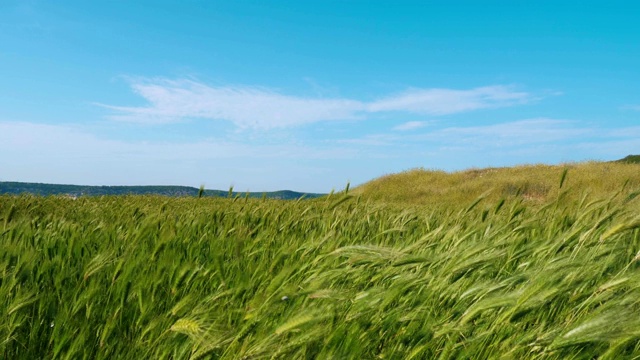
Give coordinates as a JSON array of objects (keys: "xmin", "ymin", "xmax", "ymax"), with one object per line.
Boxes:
[
  {"xmin": 2, "ymin": 161, "xmax": 640, "ymax": 358},
  {"xmin": 615, "ymin": 154, "xmax": 640, "ymax": 164}
]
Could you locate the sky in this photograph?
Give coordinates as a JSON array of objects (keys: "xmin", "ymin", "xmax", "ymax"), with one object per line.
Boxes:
[{"xmin": 1, "ymin": 1, "xmax": 639, "ymax": 193}]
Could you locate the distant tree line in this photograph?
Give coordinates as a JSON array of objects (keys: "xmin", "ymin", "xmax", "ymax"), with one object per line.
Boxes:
[{"xmin": 0, "ymin": 182, "xmax": 324, "ymax": 200}]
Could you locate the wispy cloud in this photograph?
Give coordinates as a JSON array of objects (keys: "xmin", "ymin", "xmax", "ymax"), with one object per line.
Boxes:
[
  {"xmin": 336, "ymin": 134, "xmax": 400, "ymax": 146},
  {"xmin": 0, "ymin": 121, "xmax": 354, "ymax": 161},
  {"xmin": 432, "ymin": 118, "xmax": 589, "ymax": 146},
  {"xmin": 368, "ymin": 86, "xmax": 531, "ymax": 114},
  {"xmin": 101, "ymin": 79, "xmax": 363, "ymax": 128},
  {"xmin": 393, "ymin": 121, "xmax": 430, "ymax": 131},
  {"xmin": 101, "ymin": 78, "xmax": 535, "ymax": 129},
  {"xmin": 339, "ymin": 119, "xmax": 585, "ymax": 149},
  {"xmin": 621, "ymin": 105, "xmax": 640, "ymax": 111},
  {"xmin": 331, "ymin": 118, "xmax": 640, "ymax": 169}
]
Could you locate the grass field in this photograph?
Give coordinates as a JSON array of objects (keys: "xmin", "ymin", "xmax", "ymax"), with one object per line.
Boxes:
[{"xmin": 3, "ymin": 162, "xmax": 640, "ymax": 358}]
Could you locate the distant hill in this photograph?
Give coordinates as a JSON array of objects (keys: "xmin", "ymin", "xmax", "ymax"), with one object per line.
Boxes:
[
  {"xmin": 352, "ymin": 158, "xmax": 640, "ymax": 206},
  {"xmin": 615, "ymin": 154, "xmax": 640, "ymax": 164},
  {"xmin": 0, "ymin": 182, "xmax": 325, "ymax": 200}
]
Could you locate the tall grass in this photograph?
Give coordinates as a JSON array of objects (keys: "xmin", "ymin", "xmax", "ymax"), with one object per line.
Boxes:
[{"xmin": 1, "ymin": 179, "xmax": 640, "ymax": 358}]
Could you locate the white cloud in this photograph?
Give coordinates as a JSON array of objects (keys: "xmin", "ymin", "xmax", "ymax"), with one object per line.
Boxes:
[
  {"xmin": 607, "ymin": 126, "xmax": 640, "ymax": 137},
  {"xmin": 433, "ymin": 118, "xmax": 588, "ymax": 146},
  {"xmin": 336, "ymin": 134, "xmax": 400, "ymax": 146},
  {"xmin": 621, "ymin": 105, "xmax": 640, "ymax": 111},
  {"xmin": 0, "ymin": 121, "xmax": 354, "ymax": 162},
  {"xmin": 102, "ymin": 78, "xmax": 534, "ymax": 129},
  {"xmin": 101, "ymin": 79, "xmax": 363, "ymax": 128},
  {"xmin": 393, "ymin": 121, "xmax": 429, "ymax": 131},
  {"xmin": 338, "ymin": 118, "xmax": 600, "ymax": 151},
  {"xmin": 368, "ymin": 86, "xmax": 531, "ymax": 115}
]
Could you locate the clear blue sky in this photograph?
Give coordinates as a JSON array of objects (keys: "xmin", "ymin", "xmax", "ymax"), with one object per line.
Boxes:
[{"xmin": 1, "ymin": 1, "xmax": 639, "ymax": 192}]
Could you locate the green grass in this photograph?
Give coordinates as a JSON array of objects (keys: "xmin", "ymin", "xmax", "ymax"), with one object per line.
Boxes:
[
  {"xmin": 616, "ymin": 155, "xmax": 640, "ymax": 164},
  {"xmin": 2, "ymin": 165, "xmax": 640, "ymax": 358}
]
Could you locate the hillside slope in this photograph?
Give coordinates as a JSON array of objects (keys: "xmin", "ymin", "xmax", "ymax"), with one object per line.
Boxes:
[
  {"xmin": 615, "ymin": 154, "xmax": 640, "ymax": 164},
  {"xmin": 352, "ymin": 160, "xmax": 640, "ymax": 206}
]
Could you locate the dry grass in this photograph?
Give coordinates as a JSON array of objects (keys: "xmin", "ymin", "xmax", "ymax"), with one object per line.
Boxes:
[{"xmin": 352, "ymin": 161, "xmax": 640, "ymax": 207}]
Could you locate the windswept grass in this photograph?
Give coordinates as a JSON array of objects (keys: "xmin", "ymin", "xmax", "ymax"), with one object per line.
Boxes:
[{"xmin": 1, "ymin": 170, "xmax": 640, "ymax": 358}]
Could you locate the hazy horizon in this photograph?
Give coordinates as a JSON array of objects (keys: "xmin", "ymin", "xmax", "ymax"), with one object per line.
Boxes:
[{"xmin": 2, "ymin": 1, "xmax": 639, "ymax": 193}]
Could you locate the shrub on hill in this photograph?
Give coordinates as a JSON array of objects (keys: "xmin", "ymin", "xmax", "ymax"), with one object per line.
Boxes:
[{"xmin": 616, "ymin": 154, "xmax": 640, "ymax": 164}]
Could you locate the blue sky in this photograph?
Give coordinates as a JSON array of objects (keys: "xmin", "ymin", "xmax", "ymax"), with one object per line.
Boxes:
[{"xmin": 1, "ymin": 1, "xmax": 639, "ymax": 192}]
